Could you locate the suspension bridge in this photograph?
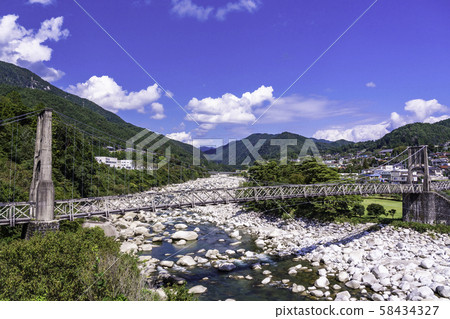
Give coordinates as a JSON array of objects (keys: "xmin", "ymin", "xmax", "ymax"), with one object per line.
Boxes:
[{"xmin": 0, "ymin": 109, "xmax": 449, "ymax": 231}]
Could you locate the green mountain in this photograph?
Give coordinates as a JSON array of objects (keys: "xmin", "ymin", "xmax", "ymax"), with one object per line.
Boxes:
[
  {"xmin": 337, "ymin": 119, "xmax": 450, "ymax": 153},
  {"xmin": 206, "ymin": 119, "xmax": 450, "ymax": 165},
  {"xmin": 0, "ymin": 60, "xmax": 211, "ymax": 167},
  {"xmin": 204, "ymin": 131, "xmax": 352, "ymax": 165}
]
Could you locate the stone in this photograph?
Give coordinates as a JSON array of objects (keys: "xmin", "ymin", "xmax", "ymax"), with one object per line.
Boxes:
[
  {"xmin": 292, "ymin": 284, "xmax": 305, "ymax": 293},
  {"xmin": 332, "ymin": 284, "xmax": 341, "ymax": 290},
  {"xmin": 120, "ymin": 242, "xmax": 138, "ymax": 254},
  {"xmin": 174, "ymin": 223, "xmax": 188, "ymax": 230},
  {"xmin": 160, "ymin": 260, "xmax": 174, "ymax": 268},
  {"xmin": 225, "ymin": 250, "xmax": 236, "ymax": 255},
  {"xmin": 315, "ymin": 276, "xmax": 329, "ymax": 288},
  {"xmin": 175, "ymin": 240, "xmax": 187, "ymax": 245},
  {"xmin": 371, "ymin": 283, "xmax": 384, "ymax": 292},
  {"xmin": 188, "ymin": 285, "xmax": 207, "ymax": 294},
  {"xmin": 345, "ymin": 280, "xmax": 361, "ymax": 289},
  {"xmin": 420, "ymin": 258, "xmax": 434, "ymax": 269},
  {"xmin": 119, "ymin": 229, "xmax": 134, "ymax": 239},
  {"xmin": 362, "ymin": 273, "xmax": 377, "ymax": 286},
  {"xmin": 205, "ymin": 249, "xmax": 219, "ymax": 259},
  {"xmin": 337, "ymin": 271, "xmax": 350, "ymax": 283},
  {"xmin": 152, "ymin": 222, "xmax": 165, "ymax": 233},
  {"xmin": 155, "ymin": 288, "xmax": 167, "ymax": 300},
  {"xmin": 245, "ymin": 275, "xmax": 253, "ymax": 280},
  {"xmin": 372, "ymin": 293, "xmax": 384, "ymax": 301},
  {"xmin": 134, "ymin": 226, "xmax": 151, "ymax": 237},
  {"xmin": 83, "ymin": 221, "xmax": 118, "ymax": 238},
  {"xmin": 123, "ymin": 212, "xmax": 137, "ymax": 222},
  {"xmin": 288, "ymin": 269, "xmax": 297, "ymax": 276},
  {"xmin": 255, "ymin": 239, "xmax": 265, "ymax": 248},
  {"xmin": 152, "ymin": 236, "xmax": 164, "ymax": 242},
  {"xmin": 218, "ymin": 263, "xmax": 236, "ymax": 272},
  {"xmin": 177, "ymin": 256, "xmax": 197, "ymax": 267},
  {"xmin": 140, "ymin": 244, "xmax": 153, "ymax": 251},
  {"xmin": 436, "ymin": 286, "xmax": 450, "ymax": 298},
  {"xmin": 310, "ymin": 290, "xmax": 324, "ymax": 298},
  {"xmin": 409, "ymin": 286, "xmax": 435, "ymax": 300},
  {"xmin": 171, "ymin": 231, "xmax": 198, "ymax": 241},
  {"xmin": 261, "ymin": 277, "xmax": 271, "ymax": 285},
  {"xmin": 196, "ymin": 257, "xmax": 209, "ymax": 264},
  {"xmin": 367, "ymin": 249, "xmax": 383, "ymax": 261},
  {"xmin": 318, "ymin": 268, "xmax": 327, "ymax": 277},
  {"xmin": 229, "ymin": 230, "xmax": 240, "ymax": 238},
  {"xmin": 372, "ymin": 265, "xmax": 390, "ymax": 279},
  {"xmin": 262, "ymin": 270, "xmax": 272, "ymax": 275},
  {"xmin": 334, "ymin": 291, "xmax": 351, "ymax": 301}
]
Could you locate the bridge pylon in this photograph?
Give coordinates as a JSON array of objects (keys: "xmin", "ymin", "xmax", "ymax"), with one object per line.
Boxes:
[
  {"xmin": 407, "ymin": 145, "xmax": 430, "ymax": 191},
  {"xmin": 26, "ymin": 108, "xmax": 58, "ymax": 238}
]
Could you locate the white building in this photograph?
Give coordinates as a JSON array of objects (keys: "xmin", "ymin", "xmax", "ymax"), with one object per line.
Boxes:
[{"xmin": 95, "ymin": 157, "xmax": 135, "ymax": 170}]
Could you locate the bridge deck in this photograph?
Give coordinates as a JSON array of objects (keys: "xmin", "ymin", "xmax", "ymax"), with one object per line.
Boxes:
[{"xmin": 1, "ymin": 181, "xmax": 449, "ymax": 226}]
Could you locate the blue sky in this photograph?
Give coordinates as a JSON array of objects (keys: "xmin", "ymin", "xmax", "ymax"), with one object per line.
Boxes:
[{"xmin": 1, "ymin": 0, "xmax": 449, "ymax": 147}]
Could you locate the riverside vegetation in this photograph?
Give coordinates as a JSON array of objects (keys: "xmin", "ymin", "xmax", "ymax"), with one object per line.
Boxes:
[{"xmin": 0, "ymin": 220, "xmax": 196, "ymax": 301}]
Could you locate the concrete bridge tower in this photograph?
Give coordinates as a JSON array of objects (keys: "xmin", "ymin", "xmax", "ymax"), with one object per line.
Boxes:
[
  {"xmin": 403, "ymin": 145, "xmax": 450, "ymax": 225},
  {"xmin": 26, "ymin": 109, "xmax": 58, "ymax": 237}
]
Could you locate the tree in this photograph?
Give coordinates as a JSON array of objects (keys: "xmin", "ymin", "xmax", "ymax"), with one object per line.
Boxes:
[
  {"xmin": 367, "ymin": 203, "xmax": 385, "ymax": 217},
  {"xmin": 388, "ymin": 209, "xmax": 397, "ymax": 219},
  {"xmin": 352, "ymin": 204, "xmax": 365, "ymax": 217}
]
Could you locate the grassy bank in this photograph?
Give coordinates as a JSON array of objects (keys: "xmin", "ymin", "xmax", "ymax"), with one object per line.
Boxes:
[{"xmin": 362, "ymin": 197, "xmax": 402, "ymax": 219}]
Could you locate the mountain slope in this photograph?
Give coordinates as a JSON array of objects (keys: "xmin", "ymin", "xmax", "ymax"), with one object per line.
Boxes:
[{"xmin": 0, "ymin": 60, "xmax": 212, "ymax": 167}]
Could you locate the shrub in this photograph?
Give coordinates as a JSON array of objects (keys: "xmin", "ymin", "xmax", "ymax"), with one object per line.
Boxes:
[
  {"xmin": 352, "ymin": 204, "xmax": 365, "ymax": 217},
  {"xmin": 367, "ymin": 203, "xmax": 385, "ymax": 217},
  {"xmin": 0, "ymin": 225, "xmax": 145, "ymax": 301}
]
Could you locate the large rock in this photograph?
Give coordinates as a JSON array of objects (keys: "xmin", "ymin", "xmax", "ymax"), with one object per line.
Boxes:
[
  {"xmin": 188, "ymin": 285, "xmax": 207, "ymax": 294},
  {"xmin": 345, "ymin": 280, "xmax": 361, "ymax": 289},
  {"xmin": 152, "ymin": 222, "xmax": 165, "ymax": 233},
  {"xmin": 436, "ymin": 286, "xmax": 450, "ymax": 298},
  {"xmin": 218, "ymin": 263, "xmax": 236, "ymax": 272},
  {"xmin": 337, "ymin": 271, "xmax": 350, "ymax": 283},
  {"xmin": 315, "ymin": 276, "xmax": 329, "ymax": 288},
  {"xmin": 177, "ymin": 256, "xmax": 197, "ymax": 267},
  {"xmin": 120, "ymin": 242, "xmax": 138, "ymax": 254},
  {"xmin": 83, "ymin": 221, "xmax": 118, "ymax": 238},
  {"xmin": 334, "ymin": 291, "xmax": 351, "ymax": 301},
  {"xmin": 171, "ymin": 231, "xmax": 198, "ymax": 241},
  {"xmin": 174, "ymin": 223, "xmax": 188, "ymax": 230},
  {"xmin": 420, "ymin": 258, "xmax": 434, "ymax": 269},
  {"xmin": 134, "ymin": 226, "xmax": 151, "ymax": 237},
  {"xmin": 140, "ymin": 244, "xmax": 153, "ymax": 251},
  {"xmin": 160, "ymin": 260, "xmax": 174, "ymax": 268},
  {"xmin": 367, "ymin": 249, "xmax": 383, "ymax": 261},
  {"xmin": 372, "ymin": 265, "xmax": 390, "ymax": 279}
]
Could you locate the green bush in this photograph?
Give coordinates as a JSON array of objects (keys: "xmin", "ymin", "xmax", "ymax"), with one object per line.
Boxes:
[
  {"xmin": 352, "ymin": 204, "xmax": 365, "ymax": 217},
  {"xmin": 367, "ymin": 203, "xmax": 385, "ymax": 217},
  {"xmin": 0, "ymin": 226, "xmax": 145, "ymax": 301}
]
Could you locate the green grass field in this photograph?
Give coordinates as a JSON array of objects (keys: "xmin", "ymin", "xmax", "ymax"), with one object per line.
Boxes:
[{"xmin": 362, "ymin": 197, "xmax": 403, "ymax": 219}]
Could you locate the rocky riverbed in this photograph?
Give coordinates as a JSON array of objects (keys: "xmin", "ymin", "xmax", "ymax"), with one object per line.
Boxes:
[{"xmin": 103, "ymin": 175, "xmax": 450, "ymax": 301}]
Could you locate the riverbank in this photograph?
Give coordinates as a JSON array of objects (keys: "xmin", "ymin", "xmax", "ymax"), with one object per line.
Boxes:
[{"xmin": 108, "ymin": 175, "xmax": 450, "ymax": 301}]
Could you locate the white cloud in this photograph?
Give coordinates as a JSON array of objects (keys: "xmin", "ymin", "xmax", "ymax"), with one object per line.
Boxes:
[
  {"xmin": 313, "ymin": 99, "xmax": 449, "ymax": 142},
  {"xmin": 216, "ymin": 0, "xmax": 261, "ymax": 20},
  {"xmin": 171, "ymin": 0, "xmax": 213, "ymax": 21},
  {"xmin": 186, "ymin": 85, "xmax": 273, "ymax": 125},
  {"xmin": 254, "ymin": 94, "xmax": 354, "ymax": 123},
  {"xmin": 150, "ymin": 102, "xmax": 166, "ymax": 120},
  {"xmin": 67, "ymin": 75, "xmax": 162, "ymax": 114},
  {"xmin": 171, "ymin": 0, "xmax": 261, "ymax": 21},
  {"xmin": 166, "ymin": 131, "xmax": 192, "ymax": 144},
  {"xmin": 0, "ymin": 14, "xmax": 68, "ymax": 81},
  {"xmin": 28, "ymin": 0, "xmax": 53, "ymax": 5},
  {"xmin": 366, "ymin": 81, "xmax": 376, "ymax": 88}
]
